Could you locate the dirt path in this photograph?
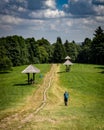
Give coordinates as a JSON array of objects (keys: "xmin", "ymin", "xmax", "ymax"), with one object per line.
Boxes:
[{"xmin": 0, "ymin": 64, "xmax": 59, "ymax": 130}]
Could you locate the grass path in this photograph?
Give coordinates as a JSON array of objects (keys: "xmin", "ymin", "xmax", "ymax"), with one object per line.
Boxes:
[
  {"xmin": 0, "ymin": 64, "xmax": 58, "ymax": 130},
  {"xmin": 18, "ymin": 64, "xmax": 66, "ymax": 130}
]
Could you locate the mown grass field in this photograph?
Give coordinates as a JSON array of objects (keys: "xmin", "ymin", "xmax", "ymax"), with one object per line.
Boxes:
[
  {"xmin": 0, "ymin": 64, "xmax": 51, "ymax": 113},
  {"xmin": 25, "ymin": 63, "xmax": 104, "ymax": 130},
  {"xmin": 0, "ymin": 63, "xmax": 104, "ymax": 130},
  {"xmin": 58, "ymin": 64, "xmax": 104, "ymax": 129}
]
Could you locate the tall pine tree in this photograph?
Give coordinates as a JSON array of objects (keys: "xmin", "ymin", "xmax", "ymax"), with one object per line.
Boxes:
[
  {"xmin": 91, "ymin": 26, "xmax": 104, "ymax": 64},
  {"xmin": 53, "ymin": 37, "xmax": 66, "ymax": 63}
]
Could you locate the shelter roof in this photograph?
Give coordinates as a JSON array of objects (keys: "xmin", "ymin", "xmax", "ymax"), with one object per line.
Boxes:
[
  {"xmin": 22, "ymin": 64, "xmax": 40, "ymax": 74},
  {"xmin": 63, "ymin": 60, "xmax": 73, "ymax": 65},
  {"xmin": 65, "ymin": 56, "xmax": 71, "ymax": 60}
]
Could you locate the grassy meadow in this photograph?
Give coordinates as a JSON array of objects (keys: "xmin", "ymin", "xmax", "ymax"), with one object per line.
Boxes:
[
  {"xmin": 58, "ymin": 64, "xmax": 104, "ymax": 129},
  {"xmin": 0, "ymin": 64, "xmax": 51, "ymax": 112},
  {"xmin": 26, "ymin": 63, "xmax": 104, "ymax": 130},
  {"xmin": 0, "ymin": 63, "xmax": 104, "ymax": 130}
]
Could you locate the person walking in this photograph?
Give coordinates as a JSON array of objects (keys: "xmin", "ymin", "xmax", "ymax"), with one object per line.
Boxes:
[{"xmin": 64, "ymin": 91, "xmax": 69, "ymax": 106}]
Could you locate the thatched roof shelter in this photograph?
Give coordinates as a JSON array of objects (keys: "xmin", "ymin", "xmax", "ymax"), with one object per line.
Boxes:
[
  {"xmin": 63, "ymin": 59, "xmax": 73, "ymax": 72},
  {"xmin": 22, "ymin": 65, "xmax": 40, "ymax": 84},
  {"xmin": 63, "ymin": 60, "xmax": 73, "ymax": 65},
  {"xmin": 65, "ymin": 56, "xmax": 71, "ymax": 60},
  {"xmin": 22, "ymin": 65, "xmax": 40, "ymax": 74}
]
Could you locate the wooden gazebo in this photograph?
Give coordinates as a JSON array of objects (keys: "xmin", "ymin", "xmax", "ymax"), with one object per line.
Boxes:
[
  {"xmin": 64, "ymin": 56, "xmax": 73, "ymax": 72},
  {"xmin": 65, "ymin": 56, "xmax": 71, "ymax": 60},
  {"xmin": 22, "ymin": 64, "xmax": 40, "ymax": 84}
]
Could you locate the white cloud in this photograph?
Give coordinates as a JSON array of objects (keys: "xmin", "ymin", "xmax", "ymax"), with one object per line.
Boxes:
[
  {"xmin": 29, "ymin": 11, "xmax": 43, "ymax": 18},
  {"xmin": 50, "ymin": 24, "xmax": 57, "ymax": 30},
  {"xmin": 63, "ymin": 4, "xmax": 69, "ymax": 8},
  {"xmin": 44, "ymin": 0, "xmax": 56, "ymax": 9},
  {"xmin": 27, "ymin": 0, "xmax": 65, "ymax": 19},
  {"xmin": 95, "ymin": 16, "xmax": 104, "ymax": 21},
  {"xmin": 0, "ymin": 24, "xmax": 12, "ymax": 31},
  {"xmin": 18, "ymin": 7, "xmax": 26, "ymax": 12},
  {"xmin": 82, "ymin": 18, "xmax": 97, "ymax": 26},
  {"xmin": 93, "ymin": 5, "xmax": 104, "ymax": 15},
  {"xmin": 49, "ymin": 20, "xmax": 61, "ymax": 31},
  {"xmin": 46, "ymin": 19, "xmax": 73, "ymax": 34},
  {"xmin": 44, "ymin": 9, "xmax": 65, "ymax": 18},
  {"xmin": 4, "ymin": 0, "xmax": 9, "ymax": 3},
  {"xmin": 29, "ymin": 9, "xmax": 65, "ymax": 19},
  {"xmin": 66, "ymin": 21, "xmax": 72, "ymax": 27},
  {"xmin": 0, "ymin": 0, "xmax": 104, "ymax": 43},
  {"xmin": 0, "ymin": 15, "xmax": 23, "ymax": 24}
]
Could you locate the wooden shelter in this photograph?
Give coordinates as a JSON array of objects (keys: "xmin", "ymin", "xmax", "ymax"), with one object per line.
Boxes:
[
  {"xmin": 64, "ymin": 60, "xmax": 73, "ymax": 66},
  {"xmin": 64, "ymin": 57, "xmax": 73, "ymax": 72},
  {"xmin": 65, "ymin": 56, "xmax": 71, "ymax": 60},
  {"xmin": 22, "ymin": 64, "xmax": 40, "ymax": 84}
]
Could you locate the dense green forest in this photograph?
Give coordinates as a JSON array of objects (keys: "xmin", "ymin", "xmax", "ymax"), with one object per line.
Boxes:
[{"xmin": 0, "ymin": 26, "xmax": 104, "ymax": 71}]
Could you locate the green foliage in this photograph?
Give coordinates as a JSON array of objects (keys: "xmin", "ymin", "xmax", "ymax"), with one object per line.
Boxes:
[
  {"xmin": 6, "ymin": 36, "xmax": 23, "ymax": 66},
  {"xmin": 77, "ymin": 38, "xmax": 92, "ymax": 63},
  {"xmin": 38, "ymin": 46, "xmax": 49, "ymax": 63},
  {"xmin": 94, "ymin": 26, "xmax": 104, "ymax": 37},
  {"xmin": 0, "ymin": 35, "xmax": 28, "ymax": 67},
  {"xmin": 25, "ymin": 37, "xmax": 39, "ymax": 64},
  {"xmin": 77, "ymin": 27, "xmax": 104, "ymax": 65},
  {"xmin": 53, "ymin": 37, "xmax": 66, "ymax": 63},
  {"xmin": 0, "ymin": 46, "xmax": 12, "ymax": 71},
  {"xmin": 64, "ymin": 40, "xmax": 79, "ymax": 62},
  {"xmin": 90, "ymin": 26, "xmax": 104, "ymax": 64},
  {"xmin": 37, "ymin": 37, "xmax": 53, "ymax": 63}
]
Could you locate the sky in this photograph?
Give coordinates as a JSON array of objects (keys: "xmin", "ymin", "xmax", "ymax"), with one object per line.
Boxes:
[{"xmin": 0, "ymin": 0, "xmax": 104, "ymax": 43}]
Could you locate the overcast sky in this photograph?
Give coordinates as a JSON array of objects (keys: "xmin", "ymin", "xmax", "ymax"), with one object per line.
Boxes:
[{"xmin": 0, "ymin": 0, "xmax": 104, "ymax": 43}]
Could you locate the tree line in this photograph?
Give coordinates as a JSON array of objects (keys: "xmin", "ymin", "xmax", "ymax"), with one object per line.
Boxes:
[{"xmin": 0, "ymin": 26, "xmax": 104, "ymax": 71}]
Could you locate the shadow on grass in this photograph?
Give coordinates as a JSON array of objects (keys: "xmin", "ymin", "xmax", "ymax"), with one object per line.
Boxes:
[
  {"xmin": 99, "ymin": 71, "xmax": 104, "ymax": 74},
  {"xmin": 95, "ymin": 66, "xmax": 104, "ymax": 69},
  {"xmin": 0, "ymin": 71, "xmax": 10, "ymax": 74},
  {"xmin": 57, "ymin": 71, "xmax": 66, "ymax": 74},
  {"xmin": 95, "ymin": 66, "xmax": 104, "ymax": 74},
  {"xmin": 57, "ymin": 71, "xmax": 71, "ymax": 74},
  {"xmin": 14, "ymin": 83, "xmax": 29, "ymax": 86},
  {"xmin": 14, "ymin": 81, "xmax": 38, "ymax": 86}
]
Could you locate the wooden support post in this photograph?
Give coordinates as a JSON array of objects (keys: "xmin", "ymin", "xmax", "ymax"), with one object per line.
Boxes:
[
  {"xmin": 27, "ymin": 73, "xmax": 30, "ymax": 84},
  {"xmin": 66, "ymin": 65, "xmax": 68, "ymax": 72},
  {"xmin": 67, "ymin": 65, "xmax": 69, "ymax": 72},
  {"xmin": 66, "ymin": 65, "xmax": 70, "ymax": 72},
  {"xmin": 33, "ymin": 73, "xmax": 35, "ymax": 83}
]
